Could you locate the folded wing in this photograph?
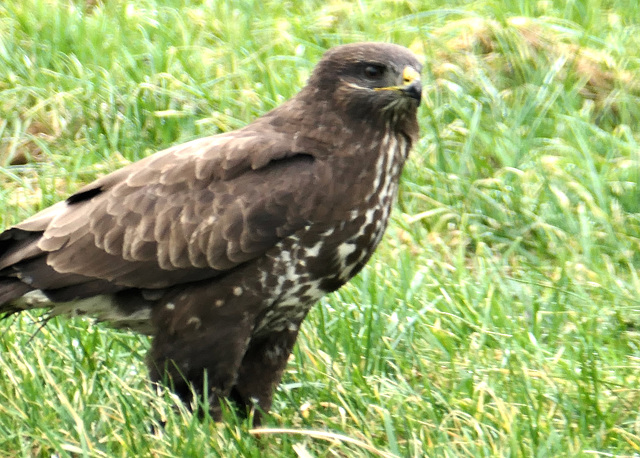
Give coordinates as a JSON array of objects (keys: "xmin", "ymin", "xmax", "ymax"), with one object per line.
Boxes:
[{"xmin": 0, "ymin": 131, "xmax": 330, "ymax": 304}]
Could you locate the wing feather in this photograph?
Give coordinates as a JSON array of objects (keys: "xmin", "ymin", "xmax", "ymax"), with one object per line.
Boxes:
[{"xmin": 0, "ymin": 130, "xmax": 329, "ymax": 297}]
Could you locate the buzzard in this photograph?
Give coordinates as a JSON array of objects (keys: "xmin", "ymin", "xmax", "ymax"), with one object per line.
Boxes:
[{"xmin": 0, "ymin": 42, "xmax": 422, "ymax": 424}]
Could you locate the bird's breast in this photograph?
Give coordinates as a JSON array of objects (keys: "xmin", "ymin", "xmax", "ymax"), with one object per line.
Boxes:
[{"xmin": 251, "ymin": 131, "xmax": 409, "ymax": 337}]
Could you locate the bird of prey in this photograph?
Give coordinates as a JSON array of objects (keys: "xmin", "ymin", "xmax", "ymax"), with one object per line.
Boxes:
[{"xmin": 0, "ymin": 42, "xmax": 422, "ymax": 424}]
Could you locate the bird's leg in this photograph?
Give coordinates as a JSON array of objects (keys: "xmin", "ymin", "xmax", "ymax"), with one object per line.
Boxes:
[
  {"xmin": 147, "ymin": 327, "xmax": 253, "ymax": 421},
  {"xmin": 229, "ymin": 327, "xmax": 300, "ymax": 426},
  {"xmin": 147, "ymin": 288, "xmax": 259, "ymax": 421}
]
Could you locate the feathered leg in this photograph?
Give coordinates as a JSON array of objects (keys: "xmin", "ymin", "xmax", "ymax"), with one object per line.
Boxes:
[
  {"xmin": 230, "ymin": 328, "xmax": 300, "ymax": 425},
  {"xmin": 146, "ymin": 282, "xmax": 260, "ymax": 421}
]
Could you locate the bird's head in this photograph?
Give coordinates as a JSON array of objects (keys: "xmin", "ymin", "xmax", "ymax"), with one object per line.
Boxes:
[{"xmin": 306, "ymin": 42, "xmax": 423, "ymax": 127}]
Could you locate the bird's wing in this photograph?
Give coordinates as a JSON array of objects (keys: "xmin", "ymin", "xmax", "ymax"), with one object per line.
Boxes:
[{"xmin": 0, "ymin": 131, "xmax": 332, "ymax": 298}]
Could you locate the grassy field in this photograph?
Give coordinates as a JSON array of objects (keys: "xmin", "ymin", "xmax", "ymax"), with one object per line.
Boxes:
[{"xmin": 1, "ymin": 0, "xmax": 640, "ymax": 456}]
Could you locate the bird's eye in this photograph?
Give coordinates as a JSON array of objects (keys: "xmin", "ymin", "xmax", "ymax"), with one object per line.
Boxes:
[{"xmin": 364, "ymin": 65, "xmax": 385, "ymax": 79}]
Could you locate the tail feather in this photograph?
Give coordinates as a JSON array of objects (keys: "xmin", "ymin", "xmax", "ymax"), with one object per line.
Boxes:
[
  {"xmin": 0, "ymin": 279, "xmax": 33, "ymax": 309},
  {"xmin": 0, "ymin": 227, "xmax": 46, "ymax": 310},
  {"xmin": 0, "ymin": 228, "xmax": 44, "ymax": 271}
]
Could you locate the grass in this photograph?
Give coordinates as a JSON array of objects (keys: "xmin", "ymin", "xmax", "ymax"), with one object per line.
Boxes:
[{"xmin": 1, "ymin": 0, "xmax": 640, "ymax": 456}]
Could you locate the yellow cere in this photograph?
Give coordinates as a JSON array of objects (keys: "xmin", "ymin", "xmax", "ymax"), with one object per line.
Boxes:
[{"xmin": 402, "ymin": 66, "xmax": 420, "ymax": 84}]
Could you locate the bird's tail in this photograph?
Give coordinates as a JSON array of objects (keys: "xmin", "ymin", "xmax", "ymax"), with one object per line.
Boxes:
[
  {"xmin": 0, "ymin": 226, "xmax": 50, "ymax": 314},
  {"xmin": 0, "ymin": 279, "xmax": 33, "ymax": 309}
]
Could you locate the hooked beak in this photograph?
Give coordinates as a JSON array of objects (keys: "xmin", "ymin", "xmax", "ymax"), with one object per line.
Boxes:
[
  {"xmin": 374, "ymin": 66, "xmax": 422, "ymax": 106},
  {"xmin": 400, "ymin": 66, "xmax": 422, "ymax": 105}
]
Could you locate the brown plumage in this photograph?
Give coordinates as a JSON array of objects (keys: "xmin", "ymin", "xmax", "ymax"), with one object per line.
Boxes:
[{"xmin": 0, "ymin": 42, "xmax": 422, "ymax": 424}]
